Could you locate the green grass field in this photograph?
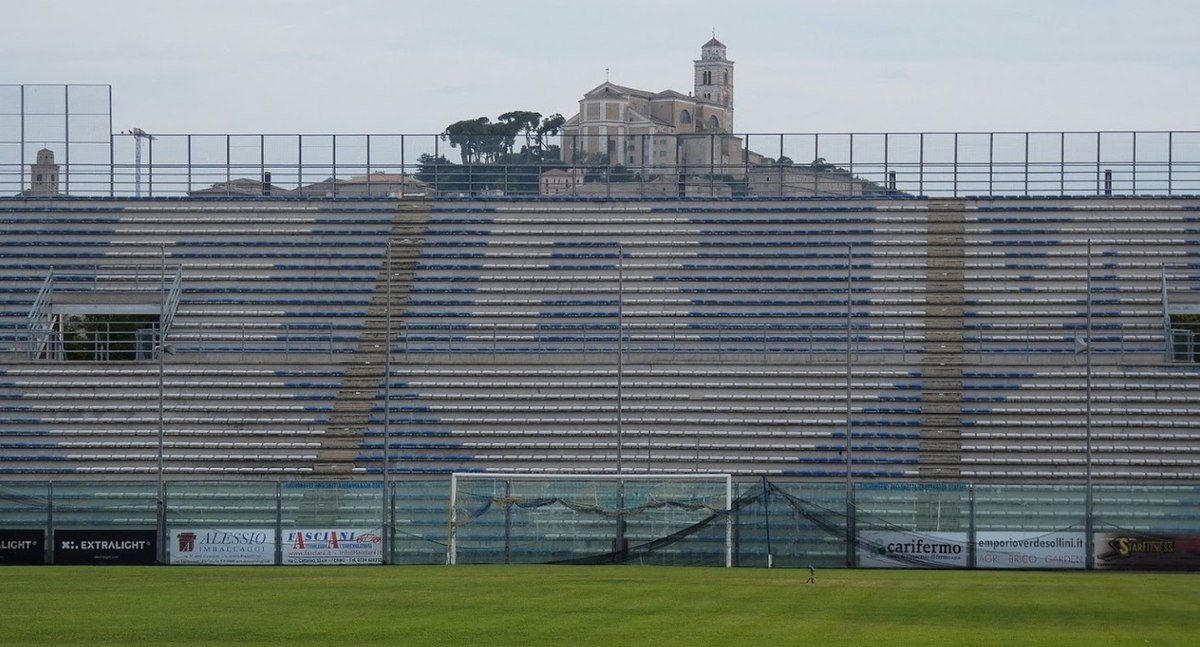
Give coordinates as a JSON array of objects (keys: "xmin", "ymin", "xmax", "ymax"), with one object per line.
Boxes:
[{"xmin": 0, "ymin": 566, "xmax": 1195, "ymax": 646}]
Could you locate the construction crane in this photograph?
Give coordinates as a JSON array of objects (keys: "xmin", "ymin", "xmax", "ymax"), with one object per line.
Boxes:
[{"xmin": 125, "ymin": 127, "xmax": 156, "ymax": 197}]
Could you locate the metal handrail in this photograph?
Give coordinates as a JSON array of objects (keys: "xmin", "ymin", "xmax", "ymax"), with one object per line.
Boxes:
[
  {"xmin": 26, "ymin": 271, "xmax": 55, "ymax": 359},
  {"xmin": 160, "ymin": 268, "xmax": 183, "ymax": 340}
]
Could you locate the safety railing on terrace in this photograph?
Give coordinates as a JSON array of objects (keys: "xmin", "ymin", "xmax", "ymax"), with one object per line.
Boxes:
[
  {"xmin": 8, "ymin": 318, "xmax": 1198, "ymax": 363},
  {"xmin": 2, "ymin": 131, "xmax": 1199, "ymax": 199},
  {"xmin": 6, "ymin": 319, "xmax": 344, "ymax": 360}
]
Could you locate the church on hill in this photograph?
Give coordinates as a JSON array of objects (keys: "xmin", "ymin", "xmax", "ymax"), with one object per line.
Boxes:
[{"xmin": 559, "ymin": 37, "xmax": 758, "ymax": 175}]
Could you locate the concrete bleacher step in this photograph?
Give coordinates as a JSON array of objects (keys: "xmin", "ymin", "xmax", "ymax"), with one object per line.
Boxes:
[
  {"xmin": 311, "ymin": 462, "xmax": 358, "ymax": 476},
  {"xmin": 926, "ymin": 292, "xmax": 964, "ymax": 306},
  {"xmin": 924, "ymin": 342, "xmax": 965, "ymax": 355}
]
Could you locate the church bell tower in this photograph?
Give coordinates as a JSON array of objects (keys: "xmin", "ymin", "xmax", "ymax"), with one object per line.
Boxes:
[
  {"xmin": 694, "ymin": 37, "xmax": 734, "ymax": 130},
  {"xmin": 29, "ymin": 148, "xmax": 60, "ymax": 197}
]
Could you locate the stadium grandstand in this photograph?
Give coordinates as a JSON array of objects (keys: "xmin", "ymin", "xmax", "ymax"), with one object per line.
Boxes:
[
  {"xmin": 2, "ymin": 108, "xmax": 1199, "ymax": 566},
  {"xmin": 2, "ymin": 194, "xmax": 1198, "ymax": 481}
]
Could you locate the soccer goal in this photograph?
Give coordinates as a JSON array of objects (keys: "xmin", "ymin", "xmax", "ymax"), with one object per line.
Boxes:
[{"xmin": 448, "ymin": 473, "xmax": 733, "ymax": 567}]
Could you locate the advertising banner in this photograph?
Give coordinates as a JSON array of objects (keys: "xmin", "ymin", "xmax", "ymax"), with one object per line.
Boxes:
[
  {"xmin": 0, "ymin": 529, "xmax": 44, "ymax": 565},
  {"xmin": 1094, "ymin": 532, "xmax": 1200, "ymax": 571},
  {"xmin": 53, "ymin": 529, "xmax": 156, "ymax": 565},
  {"xmin": 282, "ymin": 528, "xmax": 383, "ymax": 565},
  {"xmin": 859, "ymin": 531, "xmax": 969, "ymax": 568},
  {"xmin": 170, "ymin": 528, "xmax": 276, "ymax": 565},
  {"xmin": 974, "ymin": 531, "xmax": 1086, "ymax": 569}
]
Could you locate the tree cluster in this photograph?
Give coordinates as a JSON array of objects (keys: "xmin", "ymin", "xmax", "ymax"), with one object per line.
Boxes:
[
  {"xmin": 417, "ymin": 111, "xmax": 569, "ymax": 195},
  {"xmin": 63, "ymin": 314, "xmax": 159, "ymax": 361},
  {"xmin": 441, "ymin": 111, "xmax": 566, "ymax": 164}
]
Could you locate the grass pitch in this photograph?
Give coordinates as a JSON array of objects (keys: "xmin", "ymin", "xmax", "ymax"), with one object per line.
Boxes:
[{"xmin": 0, "ymin": 565, "xmax": 1195, "ymax": 646}]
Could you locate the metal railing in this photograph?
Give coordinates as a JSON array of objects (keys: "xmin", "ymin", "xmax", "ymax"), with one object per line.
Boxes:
[
  {"xmin": 3, "ymin": 130, "xmax": 1199, "ymax": 199},
  {"xmin": 8, "ymin": 318, "xmax": 1189, "ymax": 362},
  {"xmin": 25, "ymin": 273, "xmax": 56, "ymax": 360}
]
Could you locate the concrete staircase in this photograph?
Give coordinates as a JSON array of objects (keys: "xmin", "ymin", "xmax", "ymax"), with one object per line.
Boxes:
[
  {"xmin": 919, "ymin": 201, "xmax": 966, "ymax": 481},
  {"xmin": 313, "ymin": 204, "xmax": 429, "ymax": 476}
]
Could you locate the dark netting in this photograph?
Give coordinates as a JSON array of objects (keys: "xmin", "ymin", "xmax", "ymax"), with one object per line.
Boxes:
[
  {"xmin": 548, "ymin": 489, "xmax": 762, "ymax": 565},
  {"xmin": 451, "ymin": 477, "xmax": 741, "ymax": 565},
  {"xmin": 768, "ymin": 481, "xmax": 963, "ymax": 568},
  {"xmin": 767, "ymin": 482, "xmax": 848, "ymax": 541},
  {"xmin": 461, "ymin": 494, "xmax": 731, "ymax": 522}
]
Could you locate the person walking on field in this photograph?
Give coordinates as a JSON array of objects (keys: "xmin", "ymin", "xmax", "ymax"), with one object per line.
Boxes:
[{"xmin": 806, "ymin": 564, "xmax": 816, "ymax": 584}]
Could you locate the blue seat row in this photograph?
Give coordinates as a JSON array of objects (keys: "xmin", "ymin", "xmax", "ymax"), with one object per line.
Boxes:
[
  {"xmin": 657, "ymin": 275, "xmax": 872, "ymax": 283},
  {"xmin": 653, "ymin": 205, "xmax": 886, "ymax": 214},
  {"xmin": 696, "ymin": 240, "xmax": 878, "ymax": 248},
  {"xmin": 691, "ymin": 217, "xmax": 882, "ymax": 224},
  {"xmin": 358, "ymin": 441, "xmax": 466, "ymax": 450}
]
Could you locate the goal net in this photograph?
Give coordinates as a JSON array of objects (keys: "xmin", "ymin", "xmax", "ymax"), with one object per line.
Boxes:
[{"xmin": 448, "ymin": 473, "xmax": 733, "ymax": 566}]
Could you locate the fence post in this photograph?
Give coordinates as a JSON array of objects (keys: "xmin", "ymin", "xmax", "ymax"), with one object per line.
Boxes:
[
  {"xmin": 503, "ymin": 479, "xmax": 512, "ymax": 565},
  {"xmin": 849, "ymin": 132, "xmax": 856, "ymax": 184},
  {"xmin": 967, "ymin": 482, "xmax": 977, "ymax": 569},
  {"xmin": 919, "ymin": 133, "xmax": 925, "ymax": 196},
  {"xmin": 388, "ymin": 482, "xmax": 396, "ymax": 565},
  {"xmin": 953, "ymin": 132, "xmax": 959, "ymax": 197},
  {"xmin": 988, "ymin": 132, "xmax": 995, "ymax": 196},
  {"xmin": 845, "ymin": 481, "xmax": 857, "ymax": 568},
  {"xmin": 762, "ymin": 475, "xmax": 772, "ymax": 568},
  {"xmin": 275, "ymin": 480, "xmax": 283, "ymax": 565},
  {"xmin": 46, "ymin": 480, "xmax": 54, "ymax": 565},
  {"xmin": 1132, "ymin": 131, "xmax": 1137, "ymax": 195},
  {"xmin": 1022, "ymin": 131, "xmax": 1028, "ymax": 197},
  {"xmin": 1167, "ymin": 131, "xmax": 1173, "ymax": 196},
  {"xmin": 158, "ymin": 480, "xmax": 168, "ymax": 564},
  {"xmin": 1060, "ymin": 131, "xmax": 1066, "ymax": 197}
]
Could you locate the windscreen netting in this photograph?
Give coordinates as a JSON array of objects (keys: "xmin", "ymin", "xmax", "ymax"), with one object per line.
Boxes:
[{"xmin": 449, "ymin": 476, "xmax": 736, "ymax": 565}]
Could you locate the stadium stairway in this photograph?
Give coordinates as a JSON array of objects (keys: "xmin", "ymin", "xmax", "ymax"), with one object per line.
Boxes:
[
  {"xmin": 313, "ymin": 205, "xmax": 429, "ymax": 476},
  {"xmin": 919, "ymin": 200, "xmax": 967, "ymax": 479}
]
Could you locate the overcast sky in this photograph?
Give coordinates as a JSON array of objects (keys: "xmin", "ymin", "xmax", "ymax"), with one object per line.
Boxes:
[{"xmin": 3, "ymin": 0, "xmax": 1197, "ymax": 135}]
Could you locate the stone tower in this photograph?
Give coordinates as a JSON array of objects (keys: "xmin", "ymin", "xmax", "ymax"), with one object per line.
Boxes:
[
  {"xmin": 694, "ymin": 37, "xmax": 734, "ymax": 131},
  {"xmin": 29, "ymin": 148, "xmax": 59, "ymax": 197}
]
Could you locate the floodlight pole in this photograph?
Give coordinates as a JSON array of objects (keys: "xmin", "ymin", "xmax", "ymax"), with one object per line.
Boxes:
[
  {"xmin": 156, "ymin": 337, "xmax": 166, "ymax": 564},
  {"xmin": 616, "ymin": 244, "xmax": 625, "ymax": 474},
  {"xmin": 1085, "ymin": 240, "xmax": 1094, "ymax": 569},
  {"xmin": 382, "ymin": 240, "xmax": 392, "ymax": 565},
  {"xmin": 845, "ymin": 244, "xmax": 856, "ymax": 567},
  {"xmin": 156, "ymin": 241, "xmax": 167, "ymax": 565},
  {"xmin": 615, "ymin": 245, "xmax": 627, "ymax": 561},
  {"xmin": 129, "ymin": 128, "xmax": 156, "ymax": 198}
]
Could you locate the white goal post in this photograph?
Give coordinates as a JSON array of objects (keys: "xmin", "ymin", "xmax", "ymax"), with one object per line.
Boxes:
[{"xmin": 448, "ymin": 473, "xmax": 734, "ymax": 567}]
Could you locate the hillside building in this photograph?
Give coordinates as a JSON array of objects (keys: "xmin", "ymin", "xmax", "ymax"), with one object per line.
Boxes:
[{"xmin": 560, "ymin": 38, "xmax": 757, "ymax": 176}]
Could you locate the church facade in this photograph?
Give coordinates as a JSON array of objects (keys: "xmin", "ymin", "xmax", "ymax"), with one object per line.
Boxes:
[{"xmin": 560, "ymin": 38, "xmax": 755, "ymax": 175}]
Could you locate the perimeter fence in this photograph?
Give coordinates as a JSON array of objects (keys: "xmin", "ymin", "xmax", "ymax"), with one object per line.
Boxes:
[
  {"xmin": 1, "ymin": 478, "xmax": 1197, "ymax": 570},
  {"xmin": 18, "ymin": 131, "xmax": 1200, "ymax": 199},
  {"xmin": 5, "ymin": 85, "xmax": 1200, "ymax": 199}
]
